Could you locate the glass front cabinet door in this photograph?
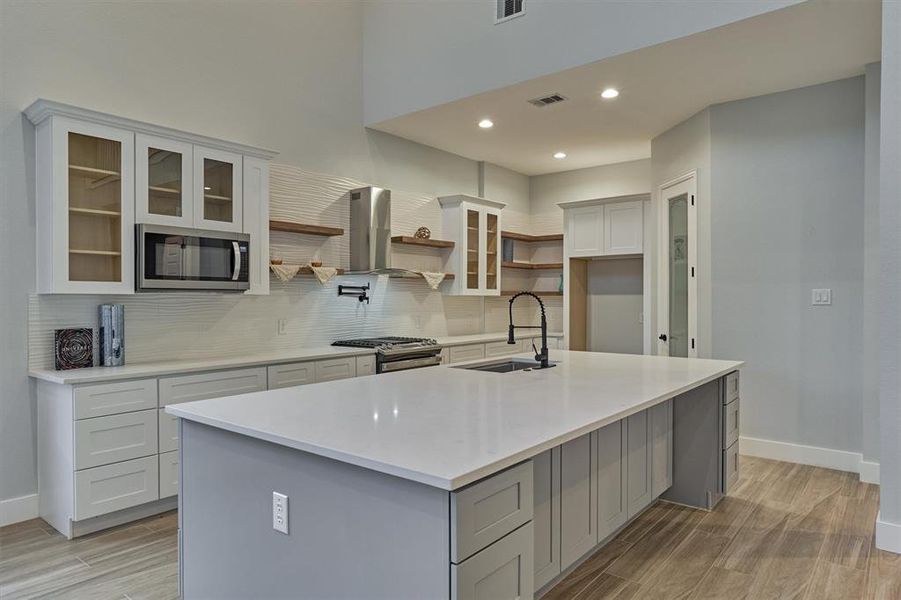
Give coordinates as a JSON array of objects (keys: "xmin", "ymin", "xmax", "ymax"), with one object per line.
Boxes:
[
  {"xmin": 135, "ymin": 134, "xmax": 194, "ymax": 227},
  {"xmin": 439, "ymin": 195, "xmax": 505, "ymax": 296},
  {"xmin": 193, "ymin": 146, "xmax": 243, "ymax": 233},
  {"xmin": 40, "ymin": 117, "xmax": 135, "ymax": 294}
]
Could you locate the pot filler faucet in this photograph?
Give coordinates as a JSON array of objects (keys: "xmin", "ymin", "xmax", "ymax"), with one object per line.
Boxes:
[{"xmin": 507, "ymin": 291, "xmax": 553, "ymax": 369}]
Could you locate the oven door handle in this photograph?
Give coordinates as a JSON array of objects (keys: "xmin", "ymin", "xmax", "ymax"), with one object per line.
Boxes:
[{"xmin": 232, "ymin": 242, "xmax": 241, "ymax": 281}]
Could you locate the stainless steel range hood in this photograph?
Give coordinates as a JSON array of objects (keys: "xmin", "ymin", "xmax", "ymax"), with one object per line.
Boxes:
[{"xmin": 346, "ymin": 186, "xmax": 422, "ymax": 277}]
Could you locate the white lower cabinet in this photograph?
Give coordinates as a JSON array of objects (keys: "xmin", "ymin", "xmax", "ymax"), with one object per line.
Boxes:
[
  {"xmin": 315, "ymin": 357, "xmax": 356, "ymax": 382},
  {"xmin": 159, "ymin": 450, "xmax": 179, "ymax": 498},
  {"xmin": 485, "ymin": 339, "xmax": 526, "ymax": 358},
  {"xmin": 268, "ymin": 361, "xmax": 316, "ymax": 390},
  {"xmin": 74, "ymin": 409, "xmax": 159, "ymax": 470},
  {"xmin": 650, "ymin": 400, "xmax": 673, "ymax": 498},
  {"xmin": 75, "ymin": 456, "xmax": 159, "ymax": 520},
  {"xmin": 449, "ymin": 344, "xmax": 486, "ymax": 364},
  {"xmin": 452, "ymin": 523, "xmax": 534, "ymax": 600},
  {"xmin": 533, "ymin": 447, "xmax": 561, "ymax": 589},
  {"xmin": 626, "ymin": 410, "xmax": 653, "ymax": 519},
  {"xmin": 159, "ymin": 367, "xmax": 267, "ymax": 406},
  {"xmin": 559, "ymin": 431, "xmax": 597, "ymax": 570},
  {"xmin": 356, "ymin": 354, "xmax": 376, "ymax": 376},
  {"xmin": 596, "ymin": 419, "xmax": 628, "ymax": 542}
]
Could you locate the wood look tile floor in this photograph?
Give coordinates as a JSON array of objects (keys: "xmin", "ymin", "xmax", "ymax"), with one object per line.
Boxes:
[{"xmin": 1, "ymin": 456, "xmax": 898, "ymax": 599}]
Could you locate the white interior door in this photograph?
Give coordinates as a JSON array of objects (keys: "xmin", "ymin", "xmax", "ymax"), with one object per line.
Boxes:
[{"xmin": 657, "ymin": 172, "xmax": 697, "ymax": 357}]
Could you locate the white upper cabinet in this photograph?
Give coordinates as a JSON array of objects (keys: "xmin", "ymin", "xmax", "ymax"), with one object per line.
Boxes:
[
  {"xmin": 37, "ymin": 116, "xmax": 135, "ymax": 294},
  {"xmin": 193, "ymin": 146, "xmax": 243, "ymax": 233},
  {"xmin": 25, "ymin": 100, "xmax": 276, "ymax": 295},
  {"xmin": 560, "ymin": 194, "xmax": 648, "ymax": 259},
  {"xmin": 439, "ymin": 195, "xmax": 505, "ymax": 296},
  {"xmin": 136, "ymin": 134, "xmax": 194, "ymax": 228}
]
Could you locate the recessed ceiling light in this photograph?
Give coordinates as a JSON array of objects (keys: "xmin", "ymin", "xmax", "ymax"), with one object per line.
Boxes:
[
  {"xmin": 553, "ymin": 152, "xmax": 567, "ymax": 159},
  {"xmin": 601, "ymin": 88, "xmax": 619, "ymax": 99},
  {"xmin": 478, "ymin": 119, "xmax": 494, "ymax": 129}
]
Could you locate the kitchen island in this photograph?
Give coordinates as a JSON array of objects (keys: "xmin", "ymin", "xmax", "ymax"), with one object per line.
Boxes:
[{"xmin": 168, "ymin": 350, "xmax": 742, "ymax": 599}]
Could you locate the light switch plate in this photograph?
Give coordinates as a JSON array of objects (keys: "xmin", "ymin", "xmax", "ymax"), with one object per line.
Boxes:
[
  {"xmin": 812, "ymin": 289, "xmax": 832, "ymax": 306},
  {"xmin": 277, "ymin": 318, "xmax": 287, "ymax": 335},
  {"xmin": 272, "ymin": 491, "xmax": 288, "ymax": 534}
]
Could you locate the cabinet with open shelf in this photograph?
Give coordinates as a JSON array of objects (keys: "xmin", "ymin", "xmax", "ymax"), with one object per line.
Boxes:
[{"xmin": 438, "ymin": 195, "xmax": 504, "ymax": 296}]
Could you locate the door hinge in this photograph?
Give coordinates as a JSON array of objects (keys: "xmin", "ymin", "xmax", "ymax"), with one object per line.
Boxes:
[
  {"xmin": 691, "ymin": 266, "xmax": 695, "ymax": 278},
  {"xmin": 691, "ymin": 194, "xmax": 695, "ymax": 206},
  {"xmin": 691, "ymin": 338, "xmax": 696, "ymax": 350}
]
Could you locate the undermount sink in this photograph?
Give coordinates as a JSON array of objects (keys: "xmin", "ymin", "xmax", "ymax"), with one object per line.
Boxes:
[{"xmin": 453, "ymin": 358, "xmax": 552, "ymax": 373}]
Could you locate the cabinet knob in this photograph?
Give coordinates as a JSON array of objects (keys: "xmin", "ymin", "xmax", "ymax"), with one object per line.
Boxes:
[{"xmin": 658, "ymin": 334, "xmax": 668, "ymax": 342}]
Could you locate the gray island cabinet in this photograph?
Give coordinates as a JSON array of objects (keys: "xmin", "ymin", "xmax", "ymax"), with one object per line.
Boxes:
[{"xmin": 169, "ymin": 351, "xmax": 742, "ymax": 599}]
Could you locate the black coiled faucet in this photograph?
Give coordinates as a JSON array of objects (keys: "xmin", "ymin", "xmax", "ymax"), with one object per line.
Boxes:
[{"xmin": 507, "ymin": 291, "xmax": 553, "ymax": 369}]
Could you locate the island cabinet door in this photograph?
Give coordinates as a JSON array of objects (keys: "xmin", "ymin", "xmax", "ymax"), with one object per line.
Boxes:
[
  {"xmin": 452, "ymin": 523, "xmax": 534, "ymax": 600},
  {"xmin": 533, "ymin": 447, "xmax": 561, "ymax": 590},
  {"xmin": 597, "ymin": 420, "xmax": 628, "ymax": 542},
  {"xmin": 626, "ymin": 410, "xmax": 653, "ymax": 519},
  {"xmin": 650, "ymin": 400, "xmax": 674, "ymax": 498},
  {"xmin": 560, "ymin": 431, "xmax": 598, "ymax": 570}
]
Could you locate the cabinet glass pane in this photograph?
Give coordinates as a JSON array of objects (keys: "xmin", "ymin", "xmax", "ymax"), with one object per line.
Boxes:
[
  {"xmin": 203, "ymin": 158, "xmax": 233, "ymax": 223},
  {"xmin": 668, "ymin": 194, "xmax": 689, "ymax": 357},
  {"xmin": 486, "ymin": 213, "xmax": 498, "ymax": 290},
  {"xmin": 467, "ymin": 210, "xmax": 479, "ymax": 290},
  {"xmin": 147, "ymin": 147, "xmax": 183, "ymax": 217},
  {"xmin": 68, "ymin": 132, "xmax": 122, "ymax": 282}
]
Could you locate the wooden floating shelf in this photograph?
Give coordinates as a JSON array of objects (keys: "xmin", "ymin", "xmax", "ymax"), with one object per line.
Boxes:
[
  {"xmin": 390, "ymin": 236, "xmax": 455, "ymax": 249},
  {"xmin": 269, "ymin": 220, "xmax": 344, "ymax": 237},
  {"xmin": 501, "ymin": 290, "xmax": 563, "ymax": 296},
  {"xmin": 502, "ymin": 261, "xmax": 564, "ymax": 270},
  {"xmin": 69, "ymin": 207, "xmax": 121, "ymax": 217},
  {"xmin": 501, "ymin": 231, "xmax": 563, "ymax": 243},
  {"xmin": 70, "ymin": 249, "xmax": 121, "ymax": 256}
]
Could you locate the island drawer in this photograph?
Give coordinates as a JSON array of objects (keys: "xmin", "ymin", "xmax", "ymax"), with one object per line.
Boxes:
[
  {"xmin": 159, "ymin": 367, "xmax": 267, "ymax": 406},
  {"xmin": 725, "ymin": 371, "xmax": 740, "ymax": 404},
  {"xmin": 159, "ymin": 450, "xmax": 179, "ymax": 498},
  {"xmin": 315, "ymin": 357, "xmax": 356, "ymax": 382},
  {"xmin": 74, "ymin": 409, "xmax": 159, "ymax": 470},
  {"xmin": 723, "ymin": 397, "xmax": 740, "ymax": 449},
  {"xmin": 451, "ymin": 460, "xmax": 533, "ymax": 563},
  {"xmin": 449, "ymin": 343, "xmax": 485, "ymax": 364},
  {"xmin": 451, "ymin": 522, "xmax": 534, "ymax": 600},
  {"xmin": 268, "ymin": 362, "xmax": 316, "ymax": 390},
  {"xmin": 74, "ymin": 456, "xmax": 159, "ymax": 520},
  {"xmin": 724, "ymin": 441, "xmax": 740, "ymax": 493},
  {"xmin": 74, "ymin": 379, "xmax": 158, "ymax": 420}
]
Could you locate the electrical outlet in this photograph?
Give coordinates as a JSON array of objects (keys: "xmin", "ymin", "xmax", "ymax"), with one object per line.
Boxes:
[
  {"xmin": 811, "ymin": 289, "xmax": 832, "ymax": 306},
  {"xmin": 272, "ymin": 492, "xmax": 288, "ymax": 534},
  {"xmin": 277, "ymin": 318, "xmax": 287, "ymax": 335}
]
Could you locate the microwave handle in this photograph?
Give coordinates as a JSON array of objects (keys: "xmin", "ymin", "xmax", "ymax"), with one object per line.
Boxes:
[{"xmin": 232, "ymin": 241, "xmax": 241, "ymax": 281}]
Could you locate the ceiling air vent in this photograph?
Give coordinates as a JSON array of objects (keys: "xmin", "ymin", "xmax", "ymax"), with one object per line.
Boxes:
[
  {"xmin": 496, "ymin": 0, "xmax": 524, "ymax": 22},
  {"xmin": 527, "ymin": 93, "xmax": 567, "ymax": 108}
]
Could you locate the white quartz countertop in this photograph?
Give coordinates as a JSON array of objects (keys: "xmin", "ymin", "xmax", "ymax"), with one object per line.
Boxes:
[
  {"xmin": 167, "ymin": 351, "xmax": 743, "ymax": 491},
  {"xmin": 28, "ymin": 332, "xmax": 564, "ymax": 384}
]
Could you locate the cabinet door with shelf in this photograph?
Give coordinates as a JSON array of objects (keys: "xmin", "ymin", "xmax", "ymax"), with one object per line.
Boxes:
[
  {"xmin": 485, "ymin": 210, "xmax": 500, "ymax": 292},
  {"xmin": 193, "ymin": 146, "xmax": 243, "ymax": 232},
  {"xmin": 51, "ymin": 118, "xmax": 135, "ymax": 293},
  {"xmin": 466, "ymin": 208, "xmax": 481, "ymax": 292},
  {"xmin": 136, "ymin": 134, "xmax": 193, "ymax": 227}
]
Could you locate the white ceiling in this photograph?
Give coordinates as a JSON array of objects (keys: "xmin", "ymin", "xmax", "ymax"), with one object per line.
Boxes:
[{"xmin": 369, "ymin": 0, "xmax": 881, "ymax": 176}]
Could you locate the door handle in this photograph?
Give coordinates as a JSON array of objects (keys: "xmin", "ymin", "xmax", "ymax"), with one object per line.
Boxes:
[
  {"xmin": 232, "ymin": 242, "xmax": 241, "ymax": 281},
  {"xmin": 658, "ymin": 334, "xmax": 668, "ymax": 342}
]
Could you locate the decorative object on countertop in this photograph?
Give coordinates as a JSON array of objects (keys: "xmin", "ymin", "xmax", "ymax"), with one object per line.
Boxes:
[
  {"xmin": 310, "ymin": 265, "xmax": 337, "ymax": 284},
  {"xmin": 338, "ymin": 283, "xmax": 370, "ymax": 304},
  {"xmin": 502, "ymin": 238, "xmax": 514, "ymax": 262},
  {"xmin": 414, "ymin": 226, "xmax": 431, "ymax": 240},
  {"xmin": 419, "ymin": 272, "xmax": 446, "ymax": 290},
  {"xmin": 54, "ymin": 328, "xmax": 93, "ymax": 370},
  {"xmin": 99, "ymin": 304, "xmax": 125, "ymax": 367}
]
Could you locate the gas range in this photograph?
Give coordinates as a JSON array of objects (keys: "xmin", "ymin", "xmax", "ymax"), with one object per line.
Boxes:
[{"xmin": 332, "ymin": 336, "xmax": 442, "ymax": 374}]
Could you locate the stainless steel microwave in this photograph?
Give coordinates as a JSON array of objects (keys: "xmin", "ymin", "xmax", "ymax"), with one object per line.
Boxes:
[{"xmin": 136, "ymin": 224, "xmax": 250, "ymax": 292}]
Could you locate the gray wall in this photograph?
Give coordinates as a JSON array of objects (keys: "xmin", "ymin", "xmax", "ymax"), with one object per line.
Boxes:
[
  {"xmin": 863, "ymin": 63, "xmax": 881, "ymax": 463},
  {"xmin": 361, "ymin": 0, "xmax": 803, "ymax": 124},
  {"xmin": 710, "ymin": 77, "xmax": 866, "ymax": 454},
  {"xmin": 879, "ymin": 0, "xmax": 901, "ymax": 530},
  {"xmin": 0, "ymin": 1, "xmax": 528, "ymax": 504},
  {"xmin": 588, "ymin": 259, "xmax": 644, "ymax": 355}
]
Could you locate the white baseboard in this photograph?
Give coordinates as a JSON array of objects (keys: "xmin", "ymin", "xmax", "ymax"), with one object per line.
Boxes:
[
  {"xmin": 0, "ymin": 494, "xmax": 39, "ymax": 527},
  {"xmin": 740, "ymin": 436, "xmax": 879, "ymax": 483},
  {"xmin": 876, "ymin": 512, "xmax": 901, "ymax": 553}
]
